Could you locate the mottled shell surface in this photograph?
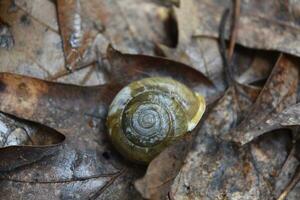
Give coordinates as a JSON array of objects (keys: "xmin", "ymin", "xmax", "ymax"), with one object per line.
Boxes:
[{"xmin": 107, "ymin": 77, "xmax": 205, "ymax": 164}]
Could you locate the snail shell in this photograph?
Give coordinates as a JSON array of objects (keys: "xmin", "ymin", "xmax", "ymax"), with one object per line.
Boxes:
[{"xmin": 106, "ymin": 77, "xmax": 205, "ymax": 164}]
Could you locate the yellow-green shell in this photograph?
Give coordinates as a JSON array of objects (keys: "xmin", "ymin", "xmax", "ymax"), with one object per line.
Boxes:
[{"xmin": 106, "ymin": 77, "xmax": 205, "ymax": 164}]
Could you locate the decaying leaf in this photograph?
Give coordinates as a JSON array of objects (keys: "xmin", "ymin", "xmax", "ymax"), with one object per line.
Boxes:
[
  {"xmin": 135, "ymin": 133, "xmax": 194, "ymax": 200},
  {"xmin": 55, "ymin": 0, "xmax": 171, "ymax": 80},
  {"xmin": 275, "ymin": 142, "xmax": 300, "ymax": 199},
  {"xmin": 169, "ymin": 83, "xmax": 268, "ymax": 199},
  {"xmin": 0, "ymin": 0, "xmax": 64, "ymax": 79},
  {"xmin": 194, "ymin": 0, "xmax": 300, "ymax": 57},
  {"xmin": 157, "ymin": 0, "xmax": 226, "ymax": 91},
  {"xmin": 237, "ymin": 51, "xmax": 276, "ymax": 85},
  {"xmin": 229, "ymin": 54, "xmax": 299, "ymax": 144},
  {"xmin": 0, "ymin": 113, "xmax": 64, "ymax": 172}
]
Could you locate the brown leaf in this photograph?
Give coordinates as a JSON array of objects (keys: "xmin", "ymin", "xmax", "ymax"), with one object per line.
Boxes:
[
  {"xmin": 169, "ymin": 83, "xmax": 280, "ymax": 199},
  {"xmin": 135, "ymin": 82, "xmax": 260, "ymax": 199},
  {"xmin": 55, "ymin": 0, "xmax": 171, "ymax": 79},
  {"xmin": 0, "ymin": 73, "xmax": 132, "ymax": 199},
  {"xmin": 229, "ymin": 54, "xmax": 299, "ymax": 144},
  {"xmin": 237, "ymin": 51, "xmax": 276, "ymax": 85},
  {"xmin": 157, "ymin": 0, "xmax": 226, "ymax": 91},
  {"xmin": 0, "ymin": 169, "xmax": 126, "ymax": 200},
  {"xmin": 0, "ymin": 0, "xmax": 64, "ymax": 79},
  {"xmin": 275, "ymin": 142, "xmax": 300, "ymax": 199},
  {"xmin": 14, "ymin": 0, "xmax": 59, "ymax": 31},
  {"xmin": 0, "ymin": 73, "xmax": 121, "ymax": 132},
  {"xmin": 107, "ymin": 45, "xmax": 217, "ymax": 100},
  {"xmin": 57, "ymin": 0, "xmax": 98, "ymax": 70},
  {"xmin": 194, "ymin": 0, "xmax": 300, "ymax": 57},
  {"xmin": 135, "ymin": 133, "xmax": 194, "ymax": 200},
  {"xmin": 0, "ymin": 113, "xmax": 64, "ymax": 172}
]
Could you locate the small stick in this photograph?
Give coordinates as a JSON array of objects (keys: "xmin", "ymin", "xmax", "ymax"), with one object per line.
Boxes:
[
  {"xmin": 46, "ymin": 61, "xmax": 96, "ymax": 81},
  {"xmin": 277, "ymin": 165, "xmax": 300, "ymax": 200},
  {"xmin": 228, "ymin": 0, "xmax": 240, "ymax": 61}
]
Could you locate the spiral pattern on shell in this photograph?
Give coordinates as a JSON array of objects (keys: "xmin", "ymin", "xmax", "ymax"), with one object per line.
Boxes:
[
  {"xmin": 122, "ymin": 91, "xmax": 184, "ymax": 147},
  {"xmin": 107, "ymin": 77, "xmax": 206, "ymax": 164}
]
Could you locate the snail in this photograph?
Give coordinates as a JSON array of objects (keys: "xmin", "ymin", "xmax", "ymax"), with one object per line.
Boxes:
[{"xmin": 106, "ymin": 77, "xmax": 206, "ymax": 164}]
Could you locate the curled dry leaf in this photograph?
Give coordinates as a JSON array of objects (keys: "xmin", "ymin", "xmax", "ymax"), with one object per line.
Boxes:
[
  {"xmin": 229, "ymin": 54, "xmax": 299, "ymax": 144},
  {"xmin": 135, "ymin": 133, "xmax": 194, "ymax": 200},
  {"xmin": 237, "ymin": 51, "xmax": 276, "ymax": 85},
  {"xmin": 275, "ymin": 142, "xmax": 300, "ymax": 199},
  {"xmin": 0, "ymin": 113, "xmax": 64, "ymax": 172},
  {"xmin": 107, "ymin": 45, "xmax": 216, "ymax": 101},
  {"xmin": 157, "ymin": 0, "xmax": 226, "ymax": 91}
]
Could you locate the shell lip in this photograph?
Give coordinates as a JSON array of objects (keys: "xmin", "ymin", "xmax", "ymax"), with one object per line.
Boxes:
[{"xmin": 187, "ymin": 93, "xmax": 206, "ymax": 131}]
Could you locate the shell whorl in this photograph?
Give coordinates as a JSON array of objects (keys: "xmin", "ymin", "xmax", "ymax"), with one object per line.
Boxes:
[
  {"xmin": 107, "ymin": 77, "xmax": 205, "ymax": 163},
  {"xmin": 122, "ymin": 91, "xmax": 183, "ymax": 147}
]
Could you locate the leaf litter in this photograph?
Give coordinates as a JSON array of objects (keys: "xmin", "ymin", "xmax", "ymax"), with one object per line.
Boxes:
[{"xmin": 0, "ymin": 0, "xmax": 299, "ymax": 199}]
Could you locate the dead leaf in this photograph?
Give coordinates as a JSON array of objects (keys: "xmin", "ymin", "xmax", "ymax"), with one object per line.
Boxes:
[
  {"xmin": 135, "ymin": 133, "xmax": 194, "ymax": 200},
  {"xmin": 0, "ymin": 0, "xmax": 65, "ymax": 80},
  {"xmin": 237, "ymin": 51, "xmax": 276, "ymax": 85},
  {"xmin": 55, "ymin": 0, "xmax": 171, "ymax": 80},
  {"xmin": 229, "ymin": 54, "xmax": 299, "ymax": 144},
  {"xmin": 107, "ymin": 45, "xmax": 217, "ymax": 101},
  {"xmin": 169, "ymin": 83, "xmax": 282, "ymax": 199},
  {"xmin": 0, "ymin": 113, "xmax": 64, "ymax": 172},
  {"xmin": 157, "ymin": 0, "xmax": 226, "ymax": 91},
  {"xmin": 194, "ymin": 0, "xmax": 300, "ymax": 57},
  {"xmin": 275, "ymin": 142, "xmax": 300, "ymax": 199}
]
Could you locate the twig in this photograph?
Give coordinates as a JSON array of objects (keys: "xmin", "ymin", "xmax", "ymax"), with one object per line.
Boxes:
[
  {"xmin": 88, "ymin": 168, "xmax": 127, "ymax": 200},
  {"xmin": 277, "ymin": 165, "xmax": 300, "ymax": 200},
  {"xmin": 228, "ymin": 0, "xmax": 240, "ymax": 61},
  {"xmin": 219, "ymin": 8, "xmax": 234, "ymax": 86},
  {"xmin": 46, "ymin": 61, "xmax": 96, "ymax": 81},
  {"xmin": 79, "ymin": 63, "xmax": 96, "ymax": 85}
]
